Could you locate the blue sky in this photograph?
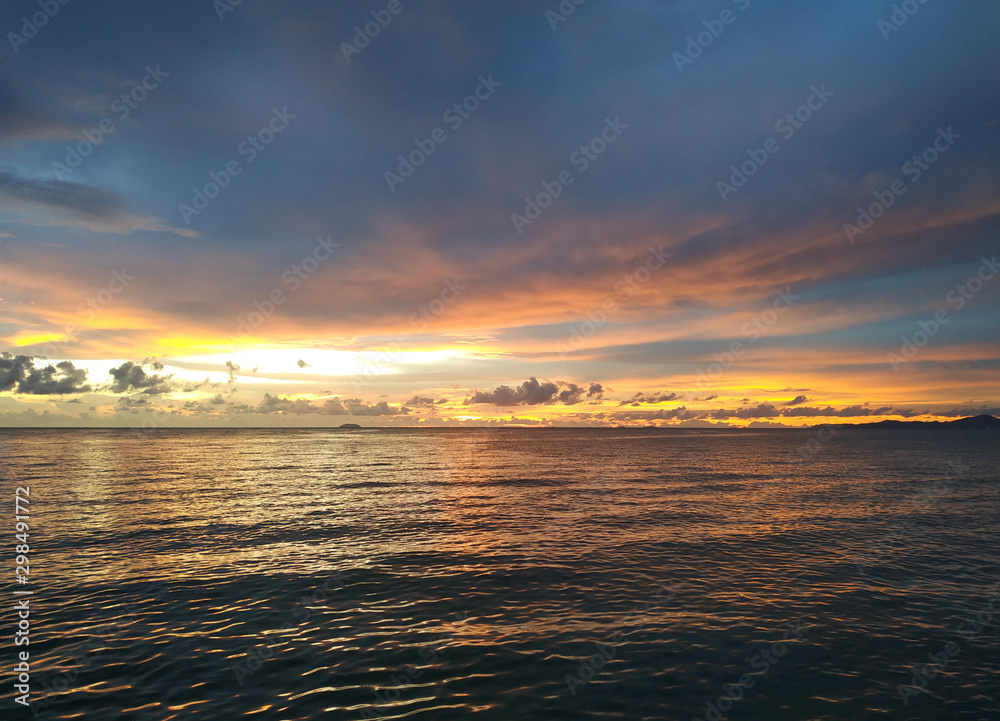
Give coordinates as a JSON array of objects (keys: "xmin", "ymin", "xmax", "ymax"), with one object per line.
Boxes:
[{"xmin": 1, "ymin": 0, "xmax": 998, "ymax": 426}]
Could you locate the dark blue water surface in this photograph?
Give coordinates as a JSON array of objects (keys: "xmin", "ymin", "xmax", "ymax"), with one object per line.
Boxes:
[{"xmin": 1, "ymin": 427, "xmax": 998, "ymax": 720}]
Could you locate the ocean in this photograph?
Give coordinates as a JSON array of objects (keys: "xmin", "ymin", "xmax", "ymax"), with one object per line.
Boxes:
[{"xmin": 2, "ymin": 427, "xmax": 998, "ymax": 720}]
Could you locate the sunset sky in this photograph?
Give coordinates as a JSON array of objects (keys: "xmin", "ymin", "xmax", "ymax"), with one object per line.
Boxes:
[{"xmin": 1, "ymin": 0, "xmax": 998, "ymax": 427}]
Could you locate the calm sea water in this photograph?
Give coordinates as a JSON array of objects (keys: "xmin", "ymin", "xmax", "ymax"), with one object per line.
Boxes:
[{"xmin": 1, "ymin": 427, "xmax": 998, "ymax": 720}]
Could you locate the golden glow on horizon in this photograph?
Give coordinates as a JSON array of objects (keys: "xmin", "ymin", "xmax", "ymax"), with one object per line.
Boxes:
[{"xmin": 0, "ymin": 342, "xmax": 992, "ymax": 427}]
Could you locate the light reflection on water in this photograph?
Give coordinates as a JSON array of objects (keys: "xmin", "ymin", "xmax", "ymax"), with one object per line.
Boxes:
[{"xmin": 2, "ymin": 427, "xmax": 998, "ymax": 720}]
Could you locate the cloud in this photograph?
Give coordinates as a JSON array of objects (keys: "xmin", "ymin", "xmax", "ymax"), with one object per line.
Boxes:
[
  {"xmin": 296, "ymin": 359, "xmax": 311, "ymax": 368},
  {"xmin": 936, "ymin": 406, "xmax": 1000, "ymax": 417},
  {"xmin": 256, "ymin": 394, "xmax": 324, "ymax": 415},
  {"xmin": 0, "ymin": 74, "xmax": 76, "ymax": 142},
  {"xmin": 464, "ymin": 377, "xmax": 597, "ymax": 406},
  {"xmin": 604, "ymin": 406, "xmax": 703, "ymax": 422},
  {"xmin": 784, "ymin": 395, "xmax": 810, "ymax": 406},
  {"xmin": 342, "ymin": 399, "xmax": 406, "ymax": 416},
  {"xmin": 0, "ymin": 353, "xmax": 90, "ymax": 395},
  {"xmin": 107, "ymin": 361, "xmax": 173, "ymax": 394},
  {"xmin": 253, "ymin": 393, "xmax": 408, "ymax": 416},
  {"xmin": 605, "ymin": 403, "xmax": 907, "ymax": 422},
  {"xmin": 181, "ymin": 394, "xmax": 229, "ymax": 412},
  {"xmin": 619, "ymin": 390, "xmax": 679, "ymax": 406},
  {"xmin": 0, "ymin": 170, "xmax": 197, "ymax": 237},
  {"xmin": 401, "ymin": 395, "xmax": 442, "ymax": 409},
  {"xmin": 731, "ymin": 403, "xmax": 779, "ymax": 420},
  {"xmin": 779, "ymin": 405, "xmax": 893, "ymax": 417}
]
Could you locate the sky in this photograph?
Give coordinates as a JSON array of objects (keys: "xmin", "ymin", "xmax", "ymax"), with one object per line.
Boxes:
[{"xmin": 1, "ymin": 0, "xmax": 998, "ymax": 428}]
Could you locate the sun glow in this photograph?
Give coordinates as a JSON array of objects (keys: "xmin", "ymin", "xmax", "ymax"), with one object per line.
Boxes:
[{"xmin": 160, "ymin": 346, "xmax": 474, "ymax": 380}]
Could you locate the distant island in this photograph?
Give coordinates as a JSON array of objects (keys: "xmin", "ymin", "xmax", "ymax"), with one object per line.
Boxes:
[
  {"xmin": 852, "ymin": 414, "xmax": 999, "ymax": 429},
  {"xmin": 338, "ymin": 423, "xmax": 362, "ymax": 429}
]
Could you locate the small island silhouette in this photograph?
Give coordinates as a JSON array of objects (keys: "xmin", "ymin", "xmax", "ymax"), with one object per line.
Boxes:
[{"xmin": 338, "ymin": 423, "xmax": 363, "ymax": 429}]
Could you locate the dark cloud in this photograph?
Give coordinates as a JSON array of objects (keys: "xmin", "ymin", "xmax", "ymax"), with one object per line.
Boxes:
[
  {"xmin": 0, "ymin": 74, "xmax": 75, "ymax": 142},
  {"xmin": 619, "ymin": 391, "xmax": 679, "ymax": 406},
  {"xmin": 0, "ymin": 353, "xmax": 90, "ymax": 395},
  {"xmin": 0, "ymin": 353, "xmax": 26, "ymax": 392},
  {"xmin": 731, "ymin": 403, "xmax": 780, "ymax": 420},
  {"xmin": 780, "ymin": 405, "xmax": 893, "ymax": 417},
  {"xmin": 606, "ymin": 406, "xmax": 703, "ymax": 422},
  {"xmin": 20, "ymin": 360, "xmax": 90, "ymax": 395},
  {"xmin": 784, "ymin": 395, "xmax": 810, "ymax": 406},
  {"xmin": 0, "ymin": 170, "xmax": 195, "ymax": 236},
  {"xmin": 108, "ymin": 361, "xmax": 172, "ymax": 394},
  {"xmin": 256, "ymin": 394, "xmax": 323, "ymax": 415},
  {"xmin": 608, "ymin": 403, "xmax": 906, "ymax": 422},
  {"xmin": 182, "ymin": 394, "xmax": 229, "ymax": 413},
  {"xmin": 465, "ymin": 378, "xmax": 597, "ymax": 406},
  {"xmin": 297, "ymin": 359, "xmax": 310, "ymax": 368},
  {"xmin": 342, "ymin": 399, "xmax": 406, "ymax": 416},
  {"xmin": 936, "ymin": 406, "xmax": 1000, "ymax": 418},
  {"xmin": 401, "ymin": 396, "xmax": 442, "ymax": 409}
]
